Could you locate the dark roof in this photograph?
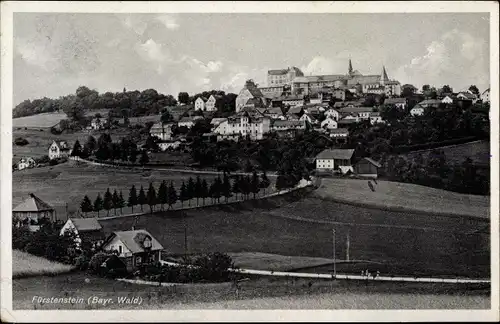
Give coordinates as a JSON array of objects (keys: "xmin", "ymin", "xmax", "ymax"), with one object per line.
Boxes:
[
  {"xmin": 338, "ymin": 119, "xmax": 358, "ymax": 124},
  {"xmin": 329, "ymin": 128, "xmax": 349, "ymax": 134},
  {"xmin": 272, "ymin": 120, "xmax": 306, "ymax": 127},
  {"xmin": 268, "ymin": 69, "xmax": 288, "ymax": 75},
  {"xmin": 13, "ymin": 193, "xmax": 54, "ymax": 212},
  {"xmin": 384, "ymin": 98, "xmax": 406, "ymax": 104},
  {"xmin": 340, "ymin": 107, "xmax": 373, "ymax": 113},
  {"xmin": 358, "ymin": 157, "xmax": 382, "ymax": 168},
  {"xmin": 287, "ymin": 106, "xmax": 304, "ymax": 114},
  {"xmin": 315, "ymin": 149, "xmax": 355, "ymax": 160},
  {"xmin": 69, "ymin": 218, "xmax": 102, "ymax": 232}
]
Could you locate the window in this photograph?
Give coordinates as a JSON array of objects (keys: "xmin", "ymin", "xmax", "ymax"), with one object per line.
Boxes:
[
  {"xmin": 118, "ymin": 245, "xmax": 122, "ymax": 254},
  {"xmin": 136, "ymin": 256, "xmax": 142, "ymax": 264}
]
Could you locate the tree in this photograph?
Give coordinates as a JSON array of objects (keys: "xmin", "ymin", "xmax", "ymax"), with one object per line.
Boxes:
[
  {"xmin": 275, "ymin": 174, "xmax": 287, "ymax": 192},
  {"xmin": 71, "ymin": 140, "xmax": 82, "ymax": 157},
  {"xmin": 221, "ymin": 173, "xmax": 232, "ymax": 202},
  {"xmin": 146, "ymin": 182, "xmax": 157, "ymax": 214},
  {"xmin": 260, "ymin": 172, "xmax": 271, "ymax": 195},
  {"xmin": 85, "ymin": 136, "xmax": 97, "ymax": 154},
  {"xmin": 469, "ymin": 85, "xmax": 480, "ymax": 95},
  {"xmin": 213, "ymin": 176, "xmax": 223, "ymax": 203},
  {"xmin": 244, "ymin": 160, "xmax": 254, "ymax": 173},
  {"xmin": 161, "ymin": 110, "xmax": 173, "ymax": 123},
  {"xmin": 200, "ymin": 179, "xmax": 209, "ymax": 205},
  {"xmin": 178, "ymin": 92, "xmax": 190, "ymax": 105},
  {"xmin": 103, "ymin": 188, "xmax": 113, "ymax": 216},
  {"xmin": 128, "ymin": 185, "xmax": 138, "ymax": 213},
  {"xmin": 186, "ymin": 177, "xmax": 196, "ymax": 207},
  {"xmin": 145, "ymin": 135, "xmax": 160, "ymax": 152},
  {"xmin": 167, "ymin": 181, "xmax": 178, "ymax": 209},
  {"xmin": 93, "ymin": 193, "xmax": 104, "ymax": 217},
  {"xmin": 194, "ymin": 176, "xmax": 202, "ymax": 206},
  {"xmin": 139, "ymin": 150, "xmax": 149, "ymax": 166},
  {"xmin": 129, "ymin": 149, "xmax": 138, "ymax": 164},
  {"xmin": 441, "ymin": 85, "xmax": 452, "ymax": 94},
  {"xmin": 157, "ymin": 180, "xmax": 167, "ymax": 211},
  {"xmin": 250, "ymin": 171, "xmax": 260, "ymax": 199},
  {"xmin": 80, "ymin": 195, "xmax": 93, "ymax": 217},
  {"xmin": 241, "ymin": 175, "xmax": 251, "ymax": 199},
  {"xmin": 232, "ymin": 176, "xmax": 241, "ymax": 200},
  {"xmin": 118, "ymin": 191, "xmax": 125, "ymax": 214},
  {"xmin": 179, "ymin": 182, "xmax": 188, "ymax": 208},
  {"xmin": 422, "ymin": 84, "xmax": 430, "ymax": 92},
  {"xmin": 112, "ymin": 189, "xmax": 120, "ymax": 216},
  {"xmin": 138, "ymin": 185, "xmax": 147, "ymax": 212}
]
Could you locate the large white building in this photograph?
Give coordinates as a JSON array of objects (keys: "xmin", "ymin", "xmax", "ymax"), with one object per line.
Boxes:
[{"xmin": 212, "ymin": 107, "xmax": 271, "ymax": 141}]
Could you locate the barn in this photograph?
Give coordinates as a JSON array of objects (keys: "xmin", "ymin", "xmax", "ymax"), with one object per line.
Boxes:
[{"xmin": 355, "ymin": 157, "xmax": 382, "ymax": 178}]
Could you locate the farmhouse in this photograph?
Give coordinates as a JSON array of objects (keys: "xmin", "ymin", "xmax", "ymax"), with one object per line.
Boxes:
[
  {"xmin": 17, "ymin": 157, "xmax": 36, "ymax": 170},
  {"xmin": 315, "ymin": 148, "xmax": 355, "ymax": 174},
  {"xmin": 59, "ymin": 218, "xmax": 105, "ymax": 249},
  {"xmin": 101, "ymin": 229, "xmax": 164, "ymax": 272},
  {"xmin": 87, "ymin": 117, "xmax": 105, "ymax": 130},
  {"xmin": 321, "ymin": 117, "xmax": 338, "ymax": 130},
  {"xmin": 150, "ymin": 122, "xmax": 173, "ymax": 141},
  {"xmin": 205, "ymin": 95, "xmax": 219, "ymax": 112},
  {"xmin": 194, "ymin": 97, "xmax": 206, "ymax": 111},
  {"xmin": 355, "ymin": 157, "xmax": 382, "ymax": 178},
  {"xmin": 48, "ymin": 140, "xmax": 71, "ymax": 160},
  {"xmin": 384, "ymin": 97, "xmax": 407, "ymax": 109},
  {"xmin": 13, "ymin": 193, "xmax": 55, "ymax": 231}
]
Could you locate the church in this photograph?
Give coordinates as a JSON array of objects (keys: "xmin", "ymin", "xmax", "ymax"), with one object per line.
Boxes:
[{"xmin": 259, "ymin": 60, "xmax": 401, "ymax": 98}]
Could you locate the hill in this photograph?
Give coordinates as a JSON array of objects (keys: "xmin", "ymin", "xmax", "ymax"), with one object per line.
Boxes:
[{"xmin": 13, "ymin": 112, "xmax": 67, "ymax": 129}]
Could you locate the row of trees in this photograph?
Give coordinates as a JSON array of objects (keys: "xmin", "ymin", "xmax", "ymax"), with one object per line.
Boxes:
[{"xmin": 80, "ymin": 172, "xmax": 273, "ymax": 217}]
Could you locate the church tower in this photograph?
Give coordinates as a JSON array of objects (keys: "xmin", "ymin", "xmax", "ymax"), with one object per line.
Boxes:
[
  {"xmin": 348, "ymin": 59, "xmax": 353, "ymax": 76},
  {"xmin": 380, "ymin": 66, "xmax": 389, "ymax": 85}
]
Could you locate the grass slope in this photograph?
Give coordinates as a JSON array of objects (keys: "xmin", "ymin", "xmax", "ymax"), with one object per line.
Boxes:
[
  {"xmin": 13, "ymin": 113, "xmax": 67, "ymax": 128},
  {"xmin": 13, "ymin": 250, "xmax": 75, "ymax": 278},
  {"xmin": 13, "ymin": 272, "xmax": 489, "ymax": 310},
  {"xmin": 402, "ymin": 140, "xmax": 490, "ymax": 166},
  {"xmin": 314, "ymin": 178, "xmax": 489, "ymax": 218},
  {"xmin": 100, "ymin": 189, "xmax": 490, "ymax": 278}
]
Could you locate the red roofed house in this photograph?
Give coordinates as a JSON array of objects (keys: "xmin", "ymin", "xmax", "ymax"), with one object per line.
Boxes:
[
  {"xmin": 101, "ymin": 229, "xmax": 164, "ymax": 272},
  {"xmin": 355, "ymin": 157, "xmax": 382, "ymax": 179},
  {"xmin": 13, "ymin": 193, "xmax": 55, "ymax": 231}
]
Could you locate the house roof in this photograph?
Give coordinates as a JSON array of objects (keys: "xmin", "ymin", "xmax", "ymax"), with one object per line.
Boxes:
[
  {"xmin": 340, "ymin": 107, "xmax": 373, "ymax": 114},
  {"xmin": 287, "ymin": 106, "xmax": 304, "ymax": 114},
  {"xmin": 210, "ymin": 118, "xmax": 227, "ymax": 125},
  {"xmin": 51, "ymin": 140, "xmax": 70, "ymax": 151},
  {"xmin": 264, "ymin": 107, "xmax": 284, "ymax": 115},
  {"xmin": 69, "ymin": 218, "xmax": 102, "ymax": 232},
  {"xmin": 268, "ymin": 69, "xmax": 288, "ymax": 75},
  {"xmin": 458, "ymin": 92, "xmax": 476, "ymax": 99},
  {"xmin": 370, "ymin": 112, "xmax": 381, "ymax": 117},
  {"xmin": 13, "ymin": 193, "xmax": 54, "ymax": 212},
  {"xmin": 347, "ymin": 75, "xmax": 381, "ymax": 85},
  {"xmin": 179, "ymin": 116, "xmax": 202, "ymax": 123},
  {"xmin": 151, "ymin": 122, "xmax": 174, "ymax": 130},
  {"xmin": 272, "ymin": 120, "xmax": 306, "ymax": 127},
  {"xmin": 315, "ymin": 149, "xmax": 355, "ymax": 160},
  {"xmin": 358, "ymin": 157, "xmax": 382, "ymax": 168},
  {"xmin": 107, "ymin": 229, "xmax": 164, "ymax": 253},
  {"xmin": 329, "ymin": 128, "xmax": 349, "ymax": 134},
  {"xmin": 305, "ymin": 75, "xmax": 346, "ymax": 82},
  {"xmin": 338, "ymin": 119, "xmax": 358, "ymax": 124},
  {"xmin": 384, "ymin": 98, "xmax": 406, "ymax": 104},
  {"xmin": 417, "ymin": 99, "xmax": 442, "ymax": 106}
]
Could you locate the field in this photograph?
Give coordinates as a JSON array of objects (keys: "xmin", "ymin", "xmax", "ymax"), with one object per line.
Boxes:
[
  {"xmin": 12, "ymin": 113, "xmax": 68, "ymax": 129},
  {"xmin": 12, "ymin": 250, "xmax": 75, "ymax": 278},
  {"xmin": 402, "ymin": 140, "xmax": 490, "ymax": 166},
  {"xmin": 314, "ymin": 178, "xmax": 489, "ymax": 218},
  {"xmin": 227, "ymin": 252, "xmax": 336, "ymax": 271},
  {"xmin": 12, "ymin": 272, "xmax": 489, "ymax": 310},
  {"xmin": 12, "ymin": 128, "xmax": 131, "ymax": 161},
  {"xmin": 12, "ymin": 162, "xmax": 276, "ymax": 219},
  {"xmin": 99, "ymin": 188, "xmax": 490, "ymax": 278}
]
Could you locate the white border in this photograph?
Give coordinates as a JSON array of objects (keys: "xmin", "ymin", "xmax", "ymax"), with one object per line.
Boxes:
[{"xmin": 1, "ymin": 1, "xmax": 499, "ymax": 322}]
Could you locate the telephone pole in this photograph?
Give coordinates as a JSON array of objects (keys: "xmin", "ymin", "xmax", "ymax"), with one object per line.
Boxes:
[
  {"xmin": 333, "ymin": 228, "xmax": 336, "ymax": 278},
  {"xmin": 346, "ymin": 228, "xmax": 350, "ymax": 262}
]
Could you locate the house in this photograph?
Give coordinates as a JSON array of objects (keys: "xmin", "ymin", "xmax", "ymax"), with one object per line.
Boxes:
[
  {"xmin": 194, "ymin": 97, "xmax": 206, "ymax": 111},
  {"xmin": 457, "ymin": 92, "xmax": 478, "ymax": 104},
  {"xmin": 178, "ymin": 116, "xmax": 203, "ymax": 128},
  {"xmin": 59, "ymin": 218, "xmax": 105, "ymax": 249},
  {"xmin": 13, "ymin": 193, "xmax": 55, "ymax": 231},
  {"xmin": 304, "ymin": 105, "xmax": 325, "ymax": 116},
  {"xmin": 410, "ymin": 99, "xmax": 441, "ymax": 116},
  {"xmin": 150, "ymin": 122, "xmax": 173, "ymax": 141},
  {"xmin": 340, "ymin": 107, "xmax": 373, "ymax": 120},
  {"xmin": 210, "ymin": 118, "xmax": 228, "ymax": 129},
  {"xmin": 158, "ymin": 140, "xmax": 182, "ymax": 151},
  {"xmin": 369, "ymin": 112, "xmax": 384, "ymax": 125},
  {"xmin": 337, "ymin": 119, "xmax": 359, "ymax": 127},
  {"xmin": 481, "ymin": 88, "xmax": 490, "ymax": 103},
  {"xmin": 262, "ymin": 107, "xmax": 285, "ymax": 120},
  {"xmin": 272, "ymin": 120, "xmax": 307, "ymax": 132},
  {"xmin": 212, "ymin": 107, "xmax": 271, "ymax": 141},
  {"xmin": 87, "ymin": 117, "xmax": 105, "ymax": 130},
  {"xmin": 328, "ymin": 128, "xmax": 349, "ymax": 143},
  {"xmin": 48, "ymin": 140, "xmax": 71, "ymax": 160},
  {"xmin": 354, "ymin": 157, "xmax": 382, "ymax": 178},
  {"xmin": 299, "ymin": 113, "xmax": 318, "ymax": 125},
  {"xmin": 282, "ymin": 95, "xmax": 305, "ymax": 107},
  {"xmin": 315, "ymin": 149, "xmax": 355, "ymax": 174},
  {"xmin": 17, "ymin": 157, "xmax": 36, "ymax": 170},
  {"xmin": 441, "ymin": 95, "xmax": 456, "ymax": 104},
  {"xmin": 236, "ymin": 80, "xmax": 267, "ymax": 112},
  {"xmin": 324, "ymin": 108, "xmax": 340, "ymax": 121},
  {"xmin": 205, "ymin": 95, "xmax": 218, "ymax": 112},
  {"xmin": 101, "ymin": 229, "xmax": 164, "ymax": 272},
  {"xmin": 320, "ymin": 117, "xmax": 338, "ymax": 130},
  {"xmin": 384, "ymin": 97, "xmax": 407, "ymax": 110}
]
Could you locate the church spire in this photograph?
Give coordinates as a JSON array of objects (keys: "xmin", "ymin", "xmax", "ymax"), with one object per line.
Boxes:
[
  {"xmin": 348, "ymin": 59, "xmax": 353, "ymax": 75},
  {"xmin": 381, "ymin": 66, "xmax": 389, "ymax": 81}
]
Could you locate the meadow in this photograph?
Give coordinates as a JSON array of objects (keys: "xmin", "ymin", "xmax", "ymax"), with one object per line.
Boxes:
[
  {"xmin": 12, "ymin": 112, "xmax": 68, "ymax": 128},
  {"xmin": 99, "ymin": 189, "xmax": 490, "ymax": 278},
  {"xmin": 13, "ymin": 272, "xmax": 489, "ymax": 310},
  {"xmin": 12, "ymin": 250, "xmax": 75, "ymax": 279}
]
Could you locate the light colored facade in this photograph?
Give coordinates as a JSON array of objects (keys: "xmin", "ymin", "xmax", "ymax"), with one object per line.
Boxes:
[
  {"xmin": 205, "ymin": 95, "xmax": 218, "ymax": 112},
  {"xmin": 384, "ymin": 98, "xmax": 407, "ymax": 109},
  {"xmin": 158, "ymin": 141, "xmax": 181, "ymax": 151},
  {"xmin": 324, "ymin": 108, "xmax": 340, "ymax": 121},
  {"xmin": 178, "ymin": 116, "xmax": 203, "ymax": 128},
  {"xmin": 272, "ymin": 120, "xmax": 307, "ymax": 132},
  {"xmin": 315, "ymin": 149, "xmax": 355, "ymax": 173},
  {"xmin": 194, "ymin": 97, "xmax": 206, "ymax": 111},
  {"xmin": 321, "ymin": 117, "xmax": 338, "ymax": 129},
  {"xmin": 48, "ymin": 140, "xmax": 71, "ymax": 160},
  {"xmin": 59, "ymin": 218, "xmax": 104, "ymax": 249},
  {"xmin": 17, "ymin": 157, "xmax": 36, "ymax": 170},
  {"xmin": 282, "ymin": 97, "xmax": 305, "ymax": 107},
  {"xmin": 87, "ymin": 117, "xmax": 104, "ymax": 130},
  {"xmin": 267, "ymin": 67, "xmax": 304, "ymax": 87},
  {"xmin": 236, "ymin": 80, "xmax": 266, "ymax": 112},
  {"xmin": 150, "ymin": 122, "xmax": 173, "ymax": 141},
  {"xmin": 410, "ymin": 106, "xmax": 425, "ymax": 116},
  {"xmin": 328, "ymin": 128, "xmax": 349, "ymax": 139},
  {"xmin": 369, "ymin": 112, "xmax": 384, "ymax": 125},
  {"xmin": 441, "ymin": 96, "xmax": 455, "ymax": 104},
  {"xmin": 481, "ymin": 88, "xmax": 490, "ymax": 103},
  {"xmin": 299, "ymin": 113, "xmax": 317, "ymax": 125},
  {"xmin": 213, "ymin": 109, "xmax": 271, "ymax": 141},
  {"xmin": 410, "ymin": 99, "xmax": 441, "ymax": 116}
]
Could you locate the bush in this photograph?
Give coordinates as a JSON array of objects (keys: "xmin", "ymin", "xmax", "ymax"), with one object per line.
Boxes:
[
  {"xmin": 35, "ymin": 155, "xmax": 50, "ymax": 164},
  {"xmin": 14, "ymin": 137, "xmax": 29, "ymax": 146}
]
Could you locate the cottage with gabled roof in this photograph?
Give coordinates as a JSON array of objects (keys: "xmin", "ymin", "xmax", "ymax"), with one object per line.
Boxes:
[
  {"xmin": 321, "ymin": 117, "xmax": 338, "ymax": 130},
  {"xmin": 324, "ymin": 108, "xmax": 340, "ymax": 121},
  {"xmin": 299, "ymin": 113, "xmax": 318, "ymax": 125},
  {"xmin": 13, "ymin": 193, "xmax": 55, "ymax": 231},
  {"xmin": 59, "ymin": 218, "xmax": 105, "ymax": 249},
  {"xmin": 101, "ymin": 229, "xmax": 164, "ymax": 272},
  {"xmin": 194, "ymin": 97, "xmax": 207, "ymax": 111},
  {"xmin": 17, "ymin": 157, "xmax": 37, "ymax": 171},
  {"xmin": 355, "ymin": 157, "xmax": 382, "ymax": 178},
  {"xmin": 48, "ymin": 140, "xmax": 71, "ymax": 160},
  {"xmin": 315, "ymin": 149, "xmax": 355, "ymax": 174},
  {"xmin": 205, "ymin": 95, "xmax": 219, "ymax": 112}
]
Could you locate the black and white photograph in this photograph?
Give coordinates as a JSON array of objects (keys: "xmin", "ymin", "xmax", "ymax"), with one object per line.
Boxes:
[{"xmin": 1, "ymin": 1, "xmax": 498, "ymax": 322}]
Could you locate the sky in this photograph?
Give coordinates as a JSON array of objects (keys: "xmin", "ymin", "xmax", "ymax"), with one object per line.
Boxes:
[{"xmin": 13, "ymin": 13, "xmax": 490, "ymax": 106}]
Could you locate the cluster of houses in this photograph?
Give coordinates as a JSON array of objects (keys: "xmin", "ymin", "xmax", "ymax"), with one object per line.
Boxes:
[
  {"xmin": 15, "ymin": 140, "xmax": 72, "ymax": 171},
  {"xmin": 13, "ymin": 193, "xmax": 164, "ymax": 273},
  {"xmin": 409, "ymin": 89, "xmax": 488, "ymax": 116}
]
